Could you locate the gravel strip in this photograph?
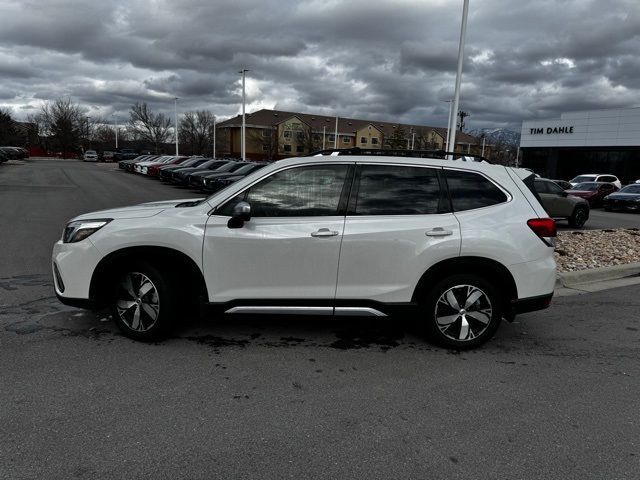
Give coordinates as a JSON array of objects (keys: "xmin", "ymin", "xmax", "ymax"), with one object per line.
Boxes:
[{"xmin": 555, "ymin": 228, "xmax": 640, "ymax": 272}]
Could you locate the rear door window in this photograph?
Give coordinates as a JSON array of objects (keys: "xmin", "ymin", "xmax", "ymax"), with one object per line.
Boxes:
[
  {"xmin": 350, "ymin": 165, "xmax": 448, "ymax": 215},
  {"xmin": 445, "ymin": 169, "xmax": 508, "ymax": 211}
]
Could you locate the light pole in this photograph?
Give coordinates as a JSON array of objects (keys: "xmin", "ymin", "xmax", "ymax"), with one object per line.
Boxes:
[
  {"xmin": 112, "ymin": 113, "xmax": 118, "ymax": 149},
  {"xmin": 334, "ymin": 116, "xmax": 338, "ymax": 149},
  {"xmin": 446, "ymin": 0, "xmax": 469, "ymax": 158},
  {"xmin": 212, "ymin": 114, "xmax": 216, "ymax": 159},
  {"xmin": 86, "ymin": 116, "xmax": 91, "ymax": 144},
  {"xmin": 239, "ymin": 69, "xmax": 249, "ymax": 161},
  {"xmin": 174, "ymin": 97, "xmax": 179, "ymax": 156},
  {"xmin": 322, "ymin": 126, "xmax": 326, "ymax": 150},
  {"xmin": 444, "ymin": 100, "xmax": 453, "ymax": 152}
]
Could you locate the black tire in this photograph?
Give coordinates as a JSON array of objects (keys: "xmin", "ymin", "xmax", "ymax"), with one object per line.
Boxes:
[
  {"xmin": 568, "ymin": 206, "xmax": 588, "ymax": 228},
  {"xmin": 110, "ymin": 262, "xmax": 179, "ymax": 341},
  {"xmin": 418, "ymin": 274, "xmax": 503, "ymax": 349}
]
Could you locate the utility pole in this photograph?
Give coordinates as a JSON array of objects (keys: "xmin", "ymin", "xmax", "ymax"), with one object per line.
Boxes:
[
  {"xmin": 457, "ymin": 110, "xmax": 469, "ymax": 132},
  {"xmin": 212, "ymin": 114, "xmax": 216, "ymax": 159},
  {"xmin": 334, "ymin": 116, "xmax": 338, "ymax": 149},
  {"xmin": 112, "ymin": 113, "xmax": 118, "ymax": 149},
  {"xmin": 322, "ymin": 126, "xmax": 326, "ymax": 150}
]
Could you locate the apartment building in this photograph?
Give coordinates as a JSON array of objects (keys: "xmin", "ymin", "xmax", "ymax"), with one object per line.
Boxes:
[{"xmin": 216, "ymin": 109, "xmax": 484, "ymax": 160}]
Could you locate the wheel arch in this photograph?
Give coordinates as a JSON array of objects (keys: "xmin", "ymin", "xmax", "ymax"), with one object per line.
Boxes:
[
  {"xmin": 412, "ymin": 256, "xmax": 518, "ymax": 311},
  {"xmin": 89, "ymin": 246, "xmax": 208, "ymax": 307}
]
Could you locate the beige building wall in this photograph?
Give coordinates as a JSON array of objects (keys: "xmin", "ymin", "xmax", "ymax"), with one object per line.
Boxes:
[{"xmin": 355, "ymin": 124, "xmax": 383, "ymax": 149}]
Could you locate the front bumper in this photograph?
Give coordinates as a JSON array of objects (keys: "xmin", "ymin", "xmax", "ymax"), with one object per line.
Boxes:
[{"xmin": 52, "ymin": 239, "xmax": 102, "ymax": 302}]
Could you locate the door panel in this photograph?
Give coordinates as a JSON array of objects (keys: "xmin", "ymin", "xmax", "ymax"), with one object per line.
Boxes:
[
  {"xmin": 336, "ymin": 214, "xmax": 461, "ymax": 302},
  {"xmin": 204, "ymin": 216, "xmax": 345, "ymax": 302}
]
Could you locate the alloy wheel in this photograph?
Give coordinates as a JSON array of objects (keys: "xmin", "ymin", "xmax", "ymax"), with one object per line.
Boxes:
[
  {"xmin": 115, "ymin": 272, "xmax": 160, "ymax": 332},
  {"xmin": 434, "ymin": 284, "xmax": 493, "ymax": 342}
]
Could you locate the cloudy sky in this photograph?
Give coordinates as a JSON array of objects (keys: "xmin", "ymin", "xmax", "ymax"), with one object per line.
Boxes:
[{"xmin": 0, "ymin": 0, "xmax": 638, "ymax": 130}]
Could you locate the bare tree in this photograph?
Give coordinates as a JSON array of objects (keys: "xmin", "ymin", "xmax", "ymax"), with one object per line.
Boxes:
[
  {"xmin": 0, "ymin": 108, "xmax": 16, "ymax": 144},
  {"xmin": 127, "ymin": 102, "xmax": 172, "ymax": 154},
  {"xmin": 38, "ymin": 97, "xmax": 85, "ymax": 157},
  {"xmin": 178, "ymin": 110, "xmax": 215, "ymax": 156}
]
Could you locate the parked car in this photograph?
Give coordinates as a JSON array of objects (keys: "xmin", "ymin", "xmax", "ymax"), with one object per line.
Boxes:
[
  {"xmin": 0, "ymin": 149, "xmax": 8, "ymax": 163},
  {"xmin": 113, "ymin": 149, "xmax": 139, "ymax": 161},
  {"xmin": 83, "ymin": 150, "xmax": 98, "ymax": 162},
  {"xmin": 158, "ymin": 157, "xmax": 209, "ymax": 182},
  {"xmin": 603, "ymin": 184, "xmax": 640, "ymax": 212},
  {"xmin": 119, "ymin": 155, "xmax": 154, "ymax": 171},
  {"xmin": 534, "ymin": 179, "xmax": 589, "ymax": 228},
  {"xmin": 0, "ymin": 146, "xmax": 23, "ymax": 159},
  {"xmin": 102, "ymin": 151, "xmax": 115, "ymax": 162},
  {"xmin": 169, "ymin": 159, "xmax": 234, "ymax": 186},
  {"xmin": 147, "ymin": 157, "xmax": 191, "ymax": 177},
  {"xmin": 566, "ymin": 182, "xmax": 619, "ymax": 207},
  {"xmin": 53, "ymin": 151, "xmax": 556, "ymax": 349},
  {"xmin": 185, "ymin": 161, "xmax": 249, "ymax": 188},
  {"xmin": 551, "ymin": 179, "xmax": 572, "ymax": 190},
  {"xmin": 200, "ymin": 163, "xmax": 267, "ymax": 192},
  {"xmin": 569, "ymin": 174, "xmax": 621, "ymax": 189},
  {"xmin": 134, "ymin": 156, "xmax": 178, "ymax": 174}
]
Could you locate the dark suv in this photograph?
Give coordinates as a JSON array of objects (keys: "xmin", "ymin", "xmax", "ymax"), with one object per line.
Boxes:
[{"xmin": 113, "ymin": 149, "xmax": 139, "ymax": 161}]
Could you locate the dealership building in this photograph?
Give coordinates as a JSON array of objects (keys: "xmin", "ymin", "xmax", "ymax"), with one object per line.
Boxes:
[{"xmin": 520, "ymin": 107, "xmax": 640, "ymax": 183}]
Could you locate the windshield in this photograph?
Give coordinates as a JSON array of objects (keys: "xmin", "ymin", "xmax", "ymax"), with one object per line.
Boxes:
[
  {"xmin": 572, "ymin": 182, "xmax": 599, "ymax": 191},
  {"xmin": 620, "ymin": 185, "xmax": 640, "ymax": 194},
  {"xmin": 234, "ymin": 163, "xmax": 261, "ymax": 174},
  {"xmin": 570, "ymin": 175, "xmax": 596, "ymax": 183}
]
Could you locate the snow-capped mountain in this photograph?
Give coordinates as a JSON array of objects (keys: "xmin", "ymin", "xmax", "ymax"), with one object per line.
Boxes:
[{"xmin": 468, "ymin": 128, "xmax": 521, "ymax": 146}]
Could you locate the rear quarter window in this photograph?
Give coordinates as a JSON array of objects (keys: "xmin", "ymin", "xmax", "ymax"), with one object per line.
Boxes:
[{"xmin": 445, "ymin": 169, "xmax": 508, "ymax": 211}]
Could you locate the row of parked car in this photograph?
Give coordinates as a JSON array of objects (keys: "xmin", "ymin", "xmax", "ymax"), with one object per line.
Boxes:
[
  {"xmin": 0, "ymin": 146, "xmax": 29, "ymax": 163},
  {"xmin": 117, "ymin": 154, "xmax": 268, "ymax": 193},
  {"xmin": 532, "ymin": 173, "xmax": 640, "ymax": 228}
]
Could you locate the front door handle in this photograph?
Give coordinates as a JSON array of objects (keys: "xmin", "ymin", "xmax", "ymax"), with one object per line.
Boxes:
[
  {"xmin": 311, "ymin": 228, "xmax": 339, "ymax": 237},
  {"xmin": 426, "ymin": 227, "xmax": 453, "ymax": 237}
]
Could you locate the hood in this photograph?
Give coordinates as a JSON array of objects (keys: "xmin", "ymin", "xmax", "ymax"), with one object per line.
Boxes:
[{"xmin": 71, "ymin": 198, "xmax": 204, "ymax": 221}]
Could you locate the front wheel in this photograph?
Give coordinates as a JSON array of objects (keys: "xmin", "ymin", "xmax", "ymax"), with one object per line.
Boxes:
[
  {"xmin": 419, "ymin": 274, "xmax": 503, "ymax": 349},
  {"xmin": 568, "ymin": 206, "xmax": 588, "ymax": 228},
  {"xmin": 110, "ymin": 263, "xmax": 178, "ymax": 341}
]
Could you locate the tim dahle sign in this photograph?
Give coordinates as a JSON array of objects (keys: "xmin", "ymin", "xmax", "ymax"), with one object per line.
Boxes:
[{"xmin": 529, "ymin": 126, "xmax": 574, "ymax": 135}]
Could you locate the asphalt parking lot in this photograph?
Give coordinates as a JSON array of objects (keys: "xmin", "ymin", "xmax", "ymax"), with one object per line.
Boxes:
[{"xmin": 1, "ymin": 159, "xmax": 639, "ymax": 479}]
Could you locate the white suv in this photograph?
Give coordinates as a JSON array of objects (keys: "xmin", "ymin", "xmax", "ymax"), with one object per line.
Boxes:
[{"xmin": 52, "ymin": 152, "xmax": 557, "ymax": 348}]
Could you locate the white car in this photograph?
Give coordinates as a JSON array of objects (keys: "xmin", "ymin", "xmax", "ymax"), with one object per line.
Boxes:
[
  {"xmin": 133, "ymin": 155, "xmax": 173, "ymax": 174},
  {"xmin": 52, "ymin": 153, "xmax": 557, "ymax": 349},
  {"xmin": 83, "ymin": 150, "xmax": 98, "ymax": 162},
  {"xmin": 569, "ymin": 174, "xmax": 621, "ymax": 189}
]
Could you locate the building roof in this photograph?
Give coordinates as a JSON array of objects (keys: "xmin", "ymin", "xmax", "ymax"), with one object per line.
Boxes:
[{"xmin": 218, "ymin": 109, "xmax": 480, "ymax": 145}]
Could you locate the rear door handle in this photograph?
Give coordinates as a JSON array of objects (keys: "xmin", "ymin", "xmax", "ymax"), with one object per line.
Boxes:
[
  {"xmin": 426, "ymin": 227, "xmax": 453, "ymax": 237},
  {"xmin": 311, "ymin": 228, "xmax": 339, "ymax": 237}
]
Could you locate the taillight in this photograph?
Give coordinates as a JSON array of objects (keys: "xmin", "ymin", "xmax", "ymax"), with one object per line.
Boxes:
[{"xmin": 527, "ymin": 218, "xmax": 556, "ymax": 246}]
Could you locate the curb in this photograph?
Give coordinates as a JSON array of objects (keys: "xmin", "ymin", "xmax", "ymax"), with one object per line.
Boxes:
[{"xmin": 556, "ymin": 262, "xmax": 640, "ymax": 288}]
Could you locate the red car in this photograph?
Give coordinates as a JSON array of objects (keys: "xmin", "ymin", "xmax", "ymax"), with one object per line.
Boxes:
[
  {"xmin": 147, "ymin": 156, "xmax": 190, "ymax": 177},
  {"xmin": 566, "ymin": 182, "xmax": 618, "ymax": 207}
]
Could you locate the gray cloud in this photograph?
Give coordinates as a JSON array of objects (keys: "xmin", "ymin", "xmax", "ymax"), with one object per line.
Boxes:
[{"xmin": 0, "ymin": 0, "xmax": 638, "ymax": 130}]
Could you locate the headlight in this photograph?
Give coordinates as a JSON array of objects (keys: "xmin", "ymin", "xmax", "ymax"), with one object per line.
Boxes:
[{"xmin": 63, "ymin": 219, "xmax": 112, "ymax": 243}]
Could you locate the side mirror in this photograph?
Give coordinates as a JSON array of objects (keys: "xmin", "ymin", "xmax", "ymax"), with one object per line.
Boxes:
[{"xmin": 227, "ymin": 201, "xmax": 251, "ymax": 229}]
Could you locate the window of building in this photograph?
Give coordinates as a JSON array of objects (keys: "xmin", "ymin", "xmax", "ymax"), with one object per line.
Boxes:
[
  {"xmin": 352, "ymin": 165, "xmax": 446, "ymax": 215},
  {"xmin": 445, "ymin": 170, "xmax": 508, "ymax": 211},
  {"xmin": 371, "ymin": 138, "xmax": 379, "ymax": 145},
  {"xmin": 219, "ymin": 165, "xmax": 349, "ymax": 217},
  {"xmin": 262, "ymin": 144, "xmax": 269, "ymax": 151},
  {"xmin": 284, "ymin": 144, "xmax": 292, "ymax": 152},
  {"xmin": 296, "ymin": 145, "xmax": 304, "ymax": 153},
  {"xmin": 360, "ymin": 137, "xmax": 368, "ymax": 144},
  {"xmin": 328, "ymin": 135, "xmax": 335, "ymax": 142},
  {"xmin": 262, "ymin": 129, "xmax": 271, "ymax": 137},
  {"xmin": 295, "ymin": 131, "xmax": 305, "ymax": 142},
  {"xmin": 342, "ymin": 136, "xmax": 350, "ymax": 144},
  {"xmin": 283, "ymin": 130, "xmax": 292, "ymax": 140}
]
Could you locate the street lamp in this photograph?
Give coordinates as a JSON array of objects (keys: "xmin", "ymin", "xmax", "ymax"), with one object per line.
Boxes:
[
  {"xmin": 446, "ymin": 0, "xmax": 469, "ymax": 158},
  {"xmin": 174, "ymin": 97, "xmax": 179, "ymax": 156},
  {"xmin": 239, "ymin": 69, "xmax": 249, "ymax": 161},
  {"xmin": 444, "ymin": 100, "xmax": 453, "ymax": 152},
  {"xmin": 212, "ymin": 114, "xmax": 216, "ymax": 159}
]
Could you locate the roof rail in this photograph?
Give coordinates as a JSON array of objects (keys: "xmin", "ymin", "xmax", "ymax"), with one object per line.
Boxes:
[{"xmin": 308, "ymin": 147, "xmax": 491, "ymax": 163}]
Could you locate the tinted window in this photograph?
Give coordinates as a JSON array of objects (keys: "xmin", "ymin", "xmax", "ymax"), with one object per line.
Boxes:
[
  {"xmin": 534, "ymin": 180, "xmax": 549, "ymax": 194},
  {"xmin": 547, "ymin": 181, "xmax": 565, "ymax": 194},
  {"xmin": 219, "ymin": 165, "xmax": 348, "ymax": 217},
  {"xmin": 446, "ymin": 170, "xmax": 508, "ymax": 211},
  {"xmin": 620, "ymin": 185, "xmax": 640, "ymax": 194},
  {"xmin": 353, "ymin": 165, "xmax": 445, "ymax": 215},
  {"xmin": 599, "ymin": 176, "xmax": 616, "ymax": 182}
]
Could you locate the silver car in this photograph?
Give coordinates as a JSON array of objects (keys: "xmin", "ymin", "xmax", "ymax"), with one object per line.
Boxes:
[{"xmin": 534, "ymin": 178, "xmax": 589, "ymax": 228}]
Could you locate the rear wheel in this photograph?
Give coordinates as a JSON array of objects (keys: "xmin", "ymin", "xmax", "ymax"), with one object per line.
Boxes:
[
  {"xmin": 110, "ymin": 262, "xmax": 178, "ymax": 341},
  {"xmin": 419, "ymin": 274, "xmax": 503, "ymax": 349},
  {"xmin": 568, "ymin": 206, "xmax": 588, "ymax": 228}
]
